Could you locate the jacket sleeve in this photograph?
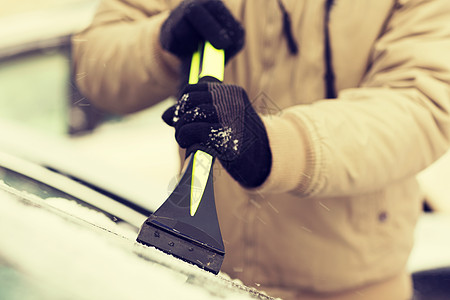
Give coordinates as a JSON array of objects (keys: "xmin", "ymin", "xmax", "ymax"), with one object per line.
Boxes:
[
  {"xmin": 71, "ymin": 0, "xmax": 180, "ymax": 114},
  {"xmin": 258, "ymin": 0, "xmax": 450, "ymax": 197}
]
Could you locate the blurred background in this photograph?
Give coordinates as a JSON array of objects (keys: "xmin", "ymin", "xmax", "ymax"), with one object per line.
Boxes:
[
  {"xmin": 0, "ymin": 1, "xmax": 450, "ymax": 299},
  {"xmin": 1, "ymin": 0, "xmax": 151, "ymax": 134},
  {"xmin": 0, "ymin": 0, "xmax": 180, "ymax": 198}
]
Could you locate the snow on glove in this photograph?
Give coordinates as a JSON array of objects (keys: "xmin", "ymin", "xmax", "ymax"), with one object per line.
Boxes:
[
  {"xmin": 162, "ymin": 81, "xmax": 272, "ymax": 188},
  {"xmin": 160, "ymin": 0, "xmax": 245, "ymax": 62}
]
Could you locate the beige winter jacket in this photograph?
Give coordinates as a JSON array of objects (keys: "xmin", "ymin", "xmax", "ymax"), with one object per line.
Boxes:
[{"xmin": 72, "ymin": 0, "xmax": 450, "ymax": 299}]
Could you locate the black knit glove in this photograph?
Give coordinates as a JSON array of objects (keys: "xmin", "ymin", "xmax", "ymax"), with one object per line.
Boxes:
[
  {"xmin": 162, "ymin": 81, "xmax": 272, "ymax": 188},
  {"xmin": 160, "ymin": 0, "xmax": 244, "ymax": 62}
]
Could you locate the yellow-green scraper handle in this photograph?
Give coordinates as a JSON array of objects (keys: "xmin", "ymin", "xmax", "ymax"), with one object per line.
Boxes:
[
  {"xmin": 189, "ymin": 41, "xmax": 225, "ymax": 84},
  {"xmin": 187, "ymin": 42, "xmax": 224, "ymax": 216}
]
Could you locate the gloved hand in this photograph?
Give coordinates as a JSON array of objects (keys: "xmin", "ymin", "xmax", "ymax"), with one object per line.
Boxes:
[
  {"xmin": 162, "ymin": 81, "xmax": 272, "ymax": 188},
  {"xmin": 160, "ymin": 0, "xmax": 245, "ymax": 62}
]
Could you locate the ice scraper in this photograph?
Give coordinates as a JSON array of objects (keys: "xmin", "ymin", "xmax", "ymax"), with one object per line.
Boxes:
[{"xmin": 137, "ymin": 42, "xmax": 225, "ymax": 274}]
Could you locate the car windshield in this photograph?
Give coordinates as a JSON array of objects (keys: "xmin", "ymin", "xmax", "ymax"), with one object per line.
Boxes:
[
  {"xmin": 0, "ymin": 165, "xmax": 77, "ymax": 202},
  {"xmin": 0, "ymin": 177, "xmax": 272, "ymax": 300}
]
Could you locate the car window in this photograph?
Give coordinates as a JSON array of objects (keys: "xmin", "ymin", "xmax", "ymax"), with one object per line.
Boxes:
[
  {"xmin": 0, "ymin": 164, "xmax": 77, "ymax": 201},
  {"xmin": 0, "ymin": 164, "xmax": 134, "ymax": 231}
]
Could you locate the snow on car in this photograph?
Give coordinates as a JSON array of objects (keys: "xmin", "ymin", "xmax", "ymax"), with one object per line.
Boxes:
[{"xmin": 0, "ymin": 170, "xmax": 273, "ymax": 300}]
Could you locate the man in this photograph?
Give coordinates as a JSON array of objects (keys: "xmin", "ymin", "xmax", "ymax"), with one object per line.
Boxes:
[{"xmin": 72, "ymin": 0, "xmax": 450, "ymax": 299}]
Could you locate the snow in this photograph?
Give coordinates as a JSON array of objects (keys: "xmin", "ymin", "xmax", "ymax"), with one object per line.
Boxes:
[
  {"xmin": 172, "ymin": 93, "xmax": 189, "ymax": 124},
  {"xmin": 209, "ymin": 126, "xmax": 235, "ymax": 152},
  {"xmin": 45, "ymin": 196, "xmax": 138, "ymax": 239},
  {"xmin": 408, "ymin": 213, "xmax": 450, "ymax": 273},
  {"xmin": 0, "ymin": 183, "xmax": 269, "ymax": 300}
]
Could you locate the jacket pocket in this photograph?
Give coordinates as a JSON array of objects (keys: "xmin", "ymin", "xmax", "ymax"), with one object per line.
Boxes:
[{"xmin": 348, "ymin": 179, "xmax": 421, "ymax": 261}]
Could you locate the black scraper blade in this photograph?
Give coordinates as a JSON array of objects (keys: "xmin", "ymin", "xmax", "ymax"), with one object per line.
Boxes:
[{"xmin": 137, "ymin": 151, "xmax": 225, "ymax": 274}]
